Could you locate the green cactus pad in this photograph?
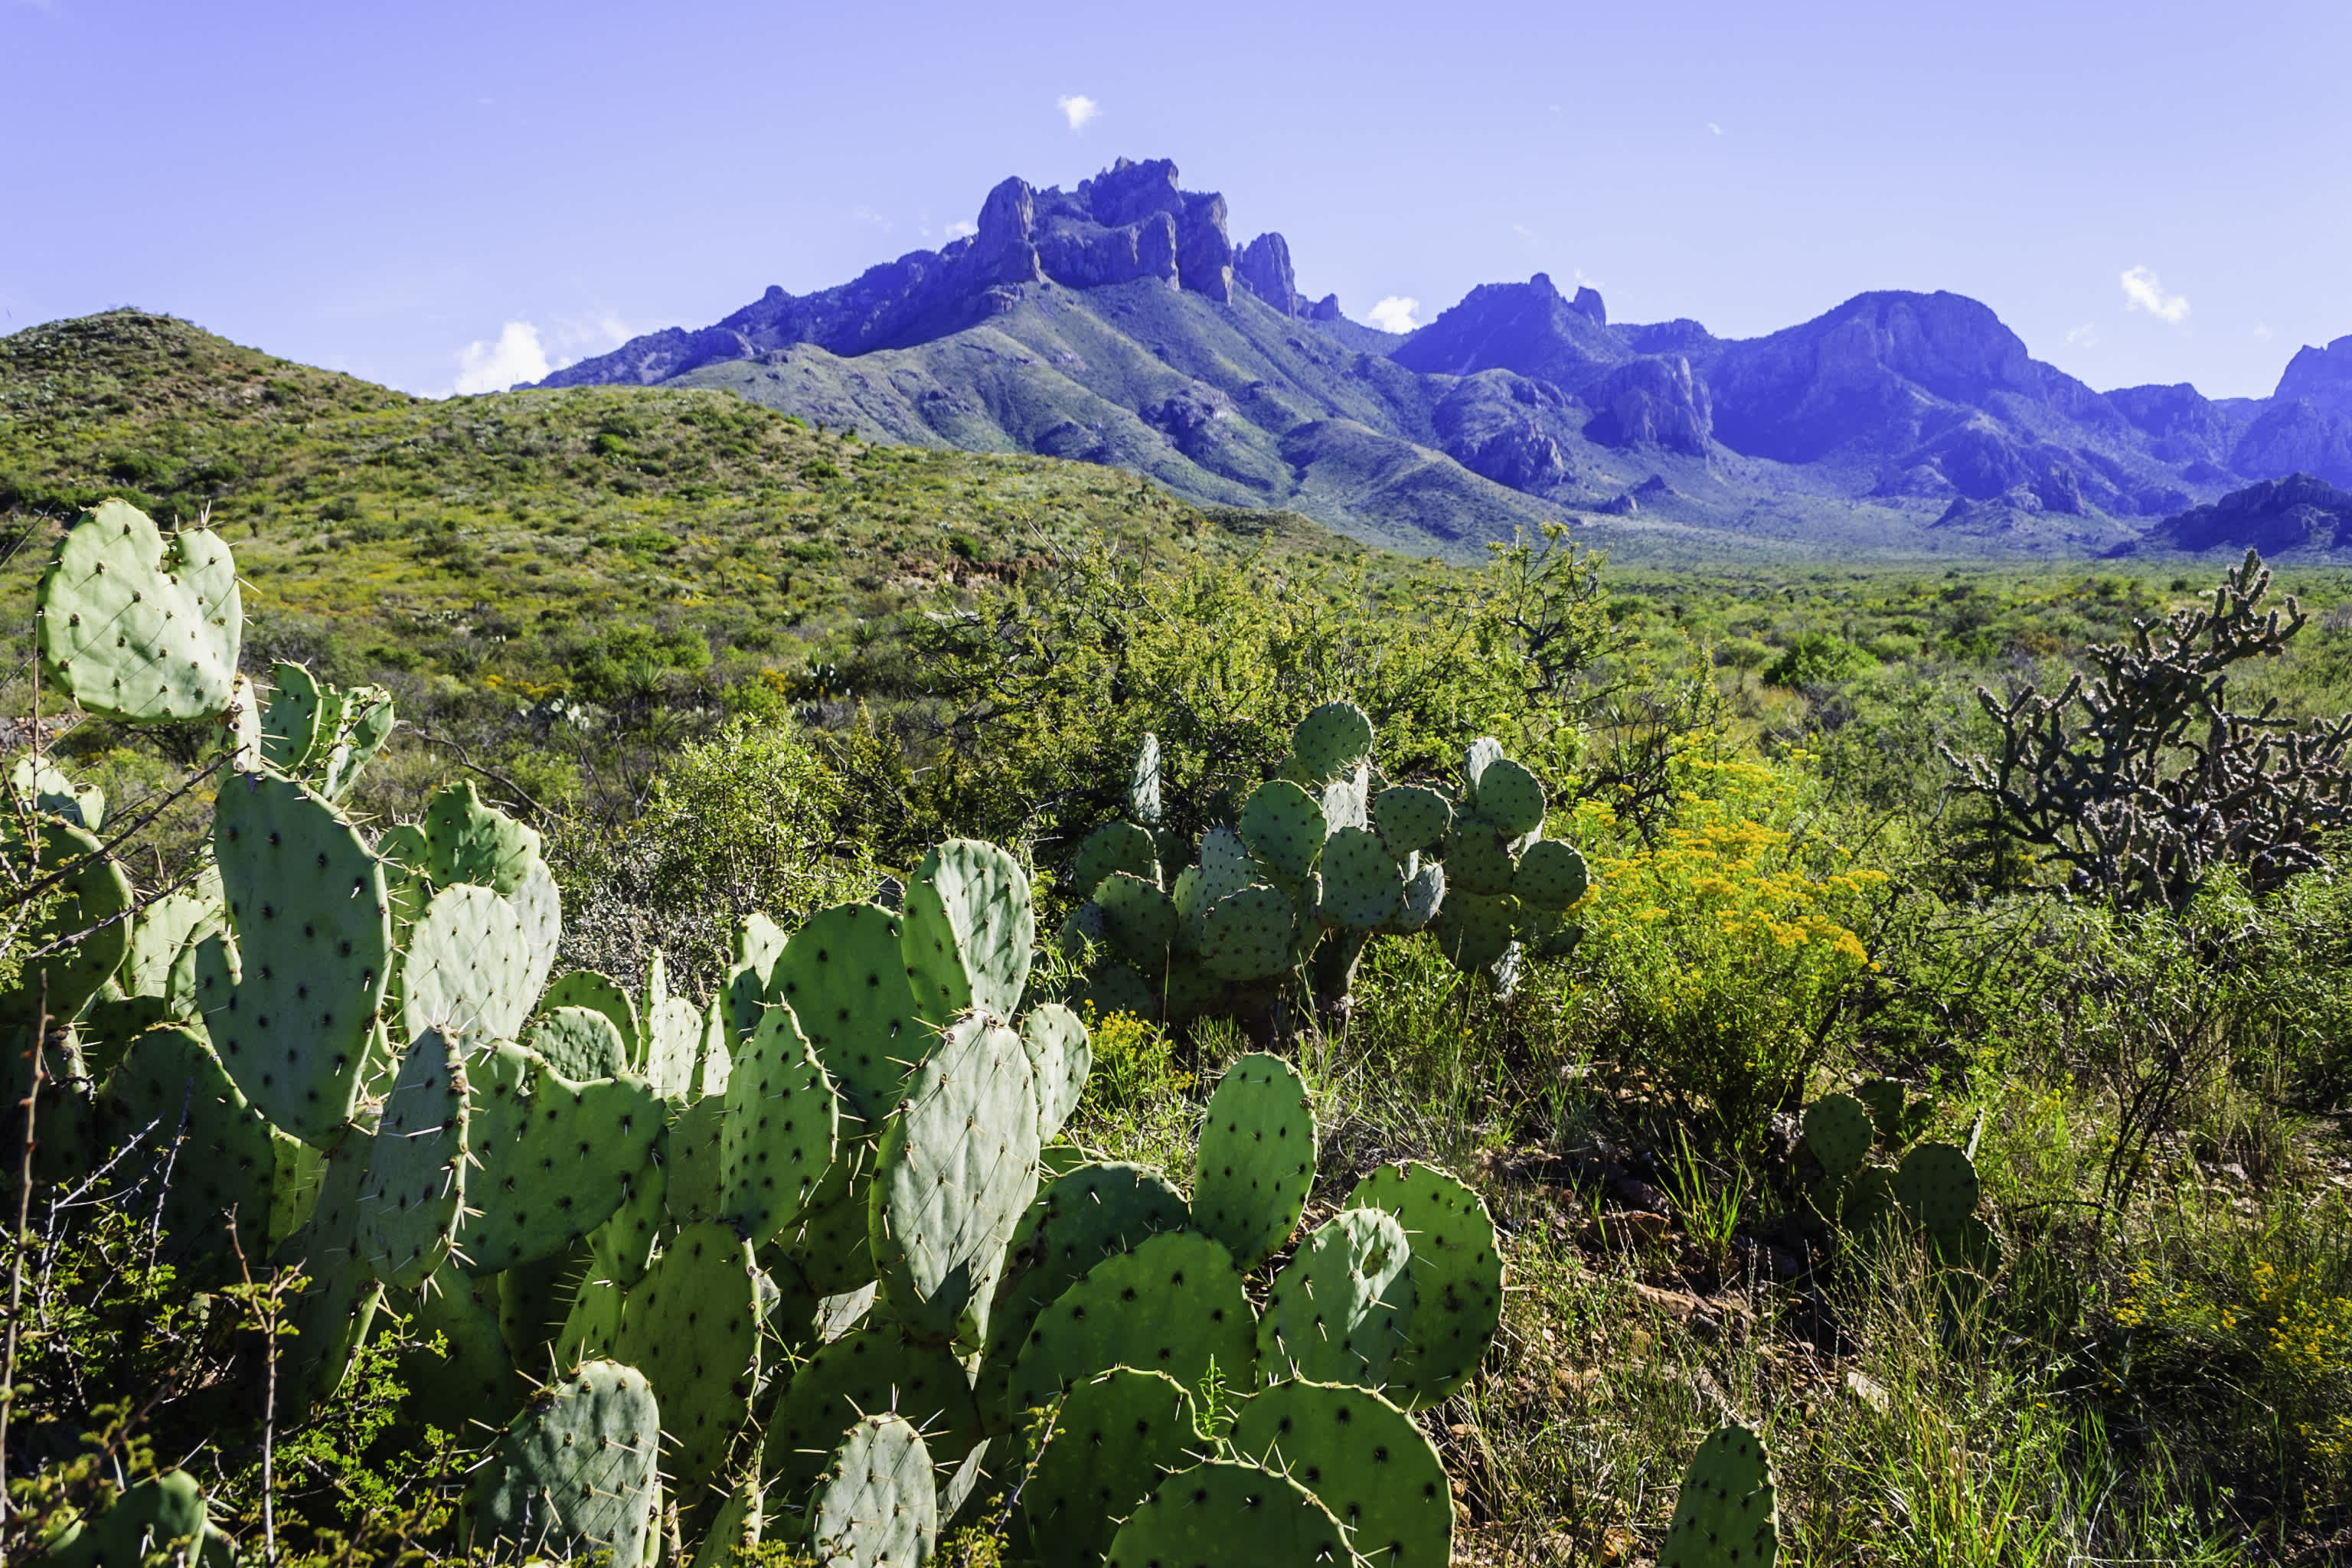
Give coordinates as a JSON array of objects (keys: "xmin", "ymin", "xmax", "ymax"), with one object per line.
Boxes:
[
  {"xmin": 664, "ymin": 1092, "xmax": 730, "ymax": 1227},
  {"xmin": 773, "ymin": 902, "xmax": 926, "ymax": 1135},
  {"xmin": 1370, "ymin": 785, "xmax": 1452, "ymax": 859},
  {"xmin": 1239, "ymin": 780, "xmax": 1328, "ymax": 880},
  {"xmin": 1200, "ymin": 823, "xmax": 1256, "ymax": 885},
  {"xmin": 103, "ymin": 1024, "xmax": 274, "ymax": 1275},
  {"xmin": 644, "ymin": 995, "xmax": 706, "ymax": 1096},
  {"xmin": 1853, "ymin": 1078, "xmax": 1905, "ymax": 1144},
  {"xmin": 1836, "ymin": 1167, "xmax": 1898, "ymax": 1236},
  {"xmin": 1442, "ymin": 817, "xmax": 1517, "ymax": 897},
  {"xmin": 1292, "ymin": 701, "xmax": 1375, "ymax": 784},
  {"xmin": 539, "ymin": 969, "xmax": 642, "ymax": 1060},
  {"xmin": 512, "ymin": 860, "xmax": 564, "ymax": 1001},
  {"xmin": 498, "ymin": 1239, "xmax": 588, "ymax": 1374},
  {"xmin": 261, "ymin": 661, "xmax": 328, "ymax": 773},
  {"xmin": 976, "ymin": 1161, "xmax": 1191, "ymax": 1433},
  {"xmin": 806, "ymin": 1414, "xmax": 936, "ymax": 1568},
  {"xmin": 760, "ymin": 1321, "xmax": 983, "ymax": 1502},
  {"xmin": 468, "ymin": 1358, "xmax": 662, "ymax": 1568},
  {"xmin": 1517, "ymin": 908, "xmax": 1582, "ymax": 959},
  {"xmin": 555, "ymin": 1272, "xmax": 625, "ymax": 1370},
  {"xmin": 356, "ymin": 1027, "xmax": 469, "ymax": 1289},
  {"xmin": 1321, "ymin": 763, "xmax": 1371, "ymax": 834},
  {"xmin": 319, "ymin": 684, "xmax": 397, "ymax": 801},
  {"xmin": 722, "ymin": 1001, "xmax": 839, "ymax": 1246},
  {"xmin": 1019, "ymin": 1001, "xmax": 1090, "ymax": 1142},
  {"xmin": 1230, "ymin": 1380, "xmax": 1451, "ymax": 1568},
  {"xmin": 523, "ymin": 1005, "xmax": 629, "ymax": 1080},
  {"xmin": 268, "ymin": 1125, "xmax": 327, "ymax": 1250},
  {"xmin": 8, "ymin": 756, "xmax": 104, "ymax": 828},
  {"xmin": 1893, "ymin": 1142, "xmax": 1980, "ymax": 1235},
  {"xmin": 45, "ymin": 1468, "xmax": 214, "ymax": 1568},
  {"xmin": 1024, "ymin": 1367, "xmax": 1201, "ymax": 1568},
  {"xmin": 400, "ymin": 1265, "xmax": 521, "ymax": 1432},
  {"xmin": 421, "ymin": 779, "xmax": 544, "ymax": 898},
  {"xmin": 615, "ymin": 1219, "xmax": 762, "ymax": 1491},
  {"xmin": 590, "ymin": 1152, "xmax": 668, "ymax": 1290},
  {"xmin": 1388, "ymin": 861, "xmax": 1446, "ymax": 934},
  {"xmin": 1469, "ymin": 756, "xmax": 1546, "ymax": 838},
  {"xmin": 1802, "ymin": 1095, "xmax": 1875, "ymax": 1181},
  {"xmin": 1077, "ymin": 959, "xmax": 1159, "ymax": 1022},
  {"xmin": 1097, "ymin": 871, "xmax": 1180, "ymax": 969},
  {"xmin": 1008, "ymin": 1230, "xmax": 1256, "ymax": 1425},
  {"xmin": 8, "ymin": 816, "xmax": 133, "ymax": 1028},
  {"xmin": 1104, "ymin": 1459, "xmax": 1348, "ymax": 1568},
  {"xmin": 1344, "ymin": 1162, "xmax": 1503, "ymax": 1406},
  {"xmin": 691, "ymin": 1474, "xmax": 763, "ymax": 1568},
  {"xmin": 38, "ymin": 500, "xmax": 240, "ymax": 724},
  {"xmin": 401, "ymin": 883, "xmax": 533, "ymax": 1047},
  {"xmin": 1200, "ymin": 884, "xmax": 1299, "ymax": 984},
  {"xmin": 1318, "ymin": 827, "xmax": 1406, "ymax": 932},
  {"xmin": 1434, "ymin": 890, "xmax": 1517, "ymax": 972},
  {"xmin": 272, "ymin": 1122, "xmax": 384, "ymax": 1410},
  {"xmin": 1659, "ymin": 1421, "xmax": 1779, "ymax": 1568},
  {"xmin": 872, "ymin": 1016, "xmax": 1042, "ymax": 1347},
  {"xmin": 789, "ymin": 1142, "xmax": 879, "ymax": 1297},
  {"xmin": 1259, "ymin": 1208, "xmax": 1416, "ymax": 1389},
  {"xmin": 903, "ymin": 838, "xmax": 1034, "ymax": 1027},
  {"xmin": 1191, "ymin": 1052, "xmax": 1316, "ymax": 1271},
  {"xmin": 1511, "ymin": 839, "xmax": 1590, "ymax": 912},
  {"xmin": 203, "ymin": 770, "xmax": 393, "ymax": 1144},
  {"xmin": 1057, "ymin": 900, "xmax": 1107, "ymax": 963},
  {"xmin": 457, "ymin": 1044, "xmax": 663, "ymax": 1272},
  {"xmin": 1076, "ymin": 821, "xmax": 1160, "ymax": 898},
  {"xmin": 116, "ymin": 867, "xmax": 223, "ymax": 1001},
  {"xmin": 1928, "ymin": 1212, "xmax": 2003, "ymax": 1277}
]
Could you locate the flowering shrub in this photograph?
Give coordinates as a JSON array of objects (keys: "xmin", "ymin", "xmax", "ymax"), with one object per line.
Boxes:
[{"xmin": 1574, "ymin": 740, "xmax": 1885, "ymax": 1147}]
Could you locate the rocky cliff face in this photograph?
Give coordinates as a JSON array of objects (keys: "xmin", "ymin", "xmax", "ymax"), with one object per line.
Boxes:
[
  {"xmin": 1580, "ymin": 356, "xmax": 1712, "ymax": 456},
  {"xmin": 2135, "ymin": 472, "xmax": 2352, "ymax": 554},
  {"xmin": 2275, "ymin": 335, "xmax": 2352, "ymax": 417},
  {"xmin": 1388, "ymin": 273, "xmax": 1627, "ymax": 387}
]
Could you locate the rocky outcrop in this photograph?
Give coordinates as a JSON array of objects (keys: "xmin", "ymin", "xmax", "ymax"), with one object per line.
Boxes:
[
  {"xmin": 1235, "ymin": 234, "xmax": 1297, "ymax": 315},
  {"xmin": 2230, "ymin": 400, "xmax": 2352, "ymax": 491},
  {"xmin": 972, "ymin": 178, "xmax": 1045, "ymax": 286},
  {"xmin": 1036, "ymin": 209, "xmax": 1179, "ymax": 289},
  {"xmin": 2107, "ymin": 382, "xmax": 2248, "ymax": 466},
  {"xmin": 1580, "ymin": 356, "xmax": 1712, "ymax": 456},
  {"xmin": 1308, "ymin": 295, "xmax": 1344, "ymax": 322},
  {"xmin": 1570, "ymin": 286, "xmax": 1606, "ymax": 326},
  {"xmin": 2135, "ymin": 472, "xmax": 2352, "ymax": 554},
  {"xmin": 1435, "ymin": 373, "xmax": 1575, "ymax": 492},
  {"xmin": 1390, "ymin": 273, "xmax": 1626, "ymax": 387},
  {"xmin": 2275, "ymin": 335, "xmax": 2352, "ymax": 417}
]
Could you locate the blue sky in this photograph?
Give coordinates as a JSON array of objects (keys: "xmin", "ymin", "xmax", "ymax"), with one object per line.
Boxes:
[{"xmin": 4, "ymin": 0, "xmax": 2346, "ymax": 400}]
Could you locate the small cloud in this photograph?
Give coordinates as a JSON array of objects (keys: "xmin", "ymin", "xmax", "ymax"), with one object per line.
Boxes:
[
  {"xmin": 2253, "ymin": 321, "xmax": 2275, "ymax": 341},
  {"xmin": 452, "ymin": 322, "xmax": 550, "ymax": 396},
  {"xmin": 1057, "ymin": 94, "xmax": 1099, "ymax": 131},
  {"xmin": 1367, "ymin": 296, "xmax": 1421, "ymax": 335},
  {"xmin": 2066, "ymin": 323, "xmax": 2099, "ymax": 348},
  {"xmin": 1511, "ymin": 223, "xmax": 1536, "ymax": 240},
  {"xmin": 1707, "ymin": 122, "xmax": 1723, "ymax": 135},
  {"xmin": 2121, "ymin": 265, "xmax": 2190, "ymax": 325},
  {"xmin": 945, "ymin": 220, "xmax": 978, "ymax": 240},
  {"xmin": 1574, "ymin": 266, "xmax": 1606, "ymax": 290}
]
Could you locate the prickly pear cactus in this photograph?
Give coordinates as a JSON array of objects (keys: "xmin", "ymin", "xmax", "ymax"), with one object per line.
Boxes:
[
  {"xmin": 773, "ymin": 902, "xmax": 927, "ymax": 1134},
  {"xmin": 614, "ymin": 1220, "xmax": 762, "ymax": 1491},
  {"xmin": 1802, "ymin": 1094, "xmax": 1874, "ymax": 1180},
  {"xmin": 1230, "ymin": 1380, "xmax": 1452, "ymax": 1568},
  {"xmin": 5, "ymin": 815, "xmax": 132, "ymax": 1028},
  {"xmin": 1345, "ymin": 1161, "xmax": 1502, "ymax": 1407},
  {"xmin": 720, "ymin": 1001, "xmax": 838, "ymax": 1246},
  {"xmin": 261, "ymin": 661, "xmax": 328, "ymax": 773},
  {"xmin": 1200, "ymin": 883, "xmax": 1299, "ymax": 983},
  {"xmin": 1024, "ymin": 1368, "xmax": 1201, "ymax": 1568},
  {"xmin": 456, "ymin": 1043, "xmax": 662, "ymax": 1272},
  {"xmin": 1019, "ymin": 1001, "xmax": 1090, "ymax": 1142},
  {"xmin": 805, "ymin": 1414, "xmax": 936, "ymax": 1568},
  {"xmin": 1239, "ymin": 780, "xmax": 1327, "ymax": 880},
  {"xmin": 273, "ymin": 1122, "xmax": 386, "ymax": 1410},
  {"xmin": 467, "ymin": 1358, "xmax": 662, "ymax": 1568},
  {"xmin": 355, "ymin": 1028, "xmax": 468, "ymax": 1289},
  {"xmin": 663, "ymin": 1093, "xmax": 730, "ymax": 1227},
  {"xmin": 1659, "ymin": 1421, "xmax": 1779, "ymax": 1568},
  {"xmin": 1259, "ymin": 1208, "xmax": 1416, "ymax": 1390},
  {"xmin": 1104, "ymin": 1459, "xmax": 1349, "ymax": 1568},
  {"xmin": 400, "ymin": 1265, "xmax": 521, "ymax": 1432},
  {"xmin": 760, "ymin": 1321, "xmax": 983, "ymax": 1504},
  {"xmin": 1371, "ymin": 785, "xmax": 1452, "ymax": 859},
  {"xmin": 1468, "ymin": 754, "xmax": 1546, "ymax": 838},
  {"xmin": 421, "ymin": 779, "xmax": 543, "ymax": 896},
  {"xmin": 44, "ymin": 1468, "xmax": 216, "ymax": 1568},
  {"xmin": 522, "ymin": 1004, "xmax": 628, "ymax": 1080},
  {"xmin": 690, "ymin": 1475, "xmax": 763, "ymax": 1568},
  {"xmin": 1075, "ymin": 821, "xmax": 1158, "ymax": 897},
  {"xmin": 1008, "ymin": 1230, "xmax": 1256, "ymax": 1426},
  {"xmin": 1893, "ymin": 1142, "xmax": 1980, "ymax": 1235},
  {"xmin": 37, "ymin": 499, "xmax": 240, "ymax": 724},
  {"xmin": 871, "ymin": 1014, "xmax": 1041, "ymax": 1346},
  {"xmin": 1318, "ymin": 826, "xmax": 1405, "ymax": 931},
  {"xmin": 1442, "ymin": 818, "xmax": 1517, "ymax": 897},
  {"xmin": 902, "ymin": 837, "xmax": 1033, "ymax": 1025},
  {"xmin": 1291, "ymin": 701, "xmax": 1375, "ymax": 784},
  {"xmin": 1512, "ymin": 838, "xmax": 1589, "ymax": 911},
  {"xmin": 1191, "ymin": 1053, "xmax": 1316, "ymax": 1271},
  {"xmin": 401, "ymin": 884, "xmax": 534, "ymax": 1045},
  {"xmin": 539, "ymin": 969, "xmax": 641, "ymax": 1061},
  {"xmin": 1432, "ymin": 890, "xmax": 1516, "ymax": 971},
  {"xmin": 8, "ymin": 755, "xmax": 103, "ymax": 828},
  {"xmin": 1097, "ymin": 871, "xmax": 1179, "ymax": 968},
  {"xmin": 103, "ymin": 1024, "xmax": 275, "ymax": 1275}
]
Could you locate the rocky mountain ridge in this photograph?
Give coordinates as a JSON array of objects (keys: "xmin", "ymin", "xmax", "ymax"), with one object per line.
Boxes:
[{"xmin": 541, "ymin": 157, "xmax": 2352, "ymax": 559}]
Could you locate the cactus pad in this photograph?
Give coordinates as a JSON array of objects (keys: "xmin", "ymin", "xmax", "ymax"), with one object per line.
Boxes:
[
  {"xmin": 1469, "ymin": 756, "xmax": 1546, "ymax": 838},
  {"xmin": 1024, "ymin": 1368, "xmax": 1200, "ymax": 1568},
  {"xmin": 663, "ymin": 1093, "xmax": 729, "ymax": 1227},
  {"xmin": 1659, "ymin": 1421, "xmax": 1779, "ymax": 1568},
  {"xmin": 643, "ymin": 995, "xmax": 705, "ymax": 1096},
  {"xmin": 401, "ymin": 1266, "xmax": 521, "ymax": 1431},
  {"xmin": 774, "ymin": 902, "xmax": 927, "ymax": 1135},
  {"xmin": 1442, "ymin": 817, "xmax": 1517, "ymax": 897},
  {"xmin": 9, "ymin": 817, "xmax": 133, "ymax": 1028},
  {"xmin": 46, "ymin": 1468, "xmax": 214, "ymax": 1568},
  {"xmin": 1239, "ymin": 780, "xmax": 1327, "ymax": 880},
  {"xmin": 1434, "ymin": 891, "xmax": 1517, "ymax": 972},
  {"xmin": 789, "ymin": 1141, "xmax": 879, "ymax": 1297},
  {"xmin": 1893, "ymin": 1142, "xmax": 1980, "ymax": 1235},
  {"xmin": 261, "ymin": 661, "xmax": 328, "ymax": 773},
  {"xmin": 273, "ymin": 1122, "xmax": 386, "ymax": 1409},
  {"xmin": 1292, "ymin": 701, "xmax": 1375, "ymax": 784},
  {"xmin": 523, "ymin": 1005, "xmax": 628, "ymax": 1080},
  {"xmin": 104, "ymin": 1024, "xmax": 273, "ymax": 1274},
  {"xmin": 1511, "ymin": 839, "xmax": 1589, "ymax": 911},
  {"xmin": 871, "ymin": 1015, "xmax": 1041, "ymax": 1346},
  {"xmin": 615, "ymin": 1220, "xmax": 762, "ymax": 1491},
  {"xmin": 401, "ymin": 883, "xmax": 534, "ymax": 1046},
  {"xmin": 1259, "ymin": 1208, "xmax": 1415, "ymax": 1389},
  {"xmin": 1370, "ymin": 785, "xmax": 1452, "ymax": 859},
  {"xmin": 1008, "ymin": 1230, "xmax": 1256, "ymax": 1424},
  {"xmin": 1076, "ymin": 959, "xmax": 1158, "ymax": 1023},
  {"xmin": 540, "ymin": 969, "xmax": 642, "ymax": 1060},
  {"xmin": 38, "ymin": 500, "xmax": 240, "ymax": 724},
  {"xmin": 1802, "ymin": 1095, "xmax": 1874, "ymax": 1181},
  {"xmin": 1344, "ymin": 1162, "xmax": 1502, "ymax": 1406},
  {"xmin": 1075, "ymin": 821, "xmax": 1159, "ymax": 898},
  {"xmin": 117, "ymin": 867, "xmax": 223, "ymax": 1001},
  {"xmin": 1389, "ymin": 861, "xmax": 1446, "ymax": 934},
  {"xmin": 805, "ymin": 1414, "xmax": 936, "ymax": 1568},
  {"xmin": 1191, "ymin": 1052, "xmax": 1317, "ymax": 1271},
  {"xmin": 1104, "ymin": 1459, "xmax": 1348, "ymax": 1568},
  {"xmin": 1019, "ymin": 1001, "xmax": 1091, "ymax": 1142},
  {"xmin": 468, "ymin": 1358, "xmax": 662, "ymax": 1568},
  {"xmin": 421, "ymin": 779, "xmax": 544, "ymax": 897},
  {"xmin": 1097, "ymin": 871, "xmax": 1179, "ymax": 967},
  {"xmin": 457, "ymin": 1043, "xmax": 662, "ymax": 1272},
  {"xmin": 760, "ymin": 1321, "xmax": 982, "ymax": 1501},
  {"xmin": 1199, "ymin": 884, "xmax": 1299, "ymax": 984},
  {"xmin": 721, "ymin": 1001, "xmax": 838, "ymax": 1246},
  {"xmin": 203, "ymin": 770, "xmax": 393, "ymax": 1144},
  {"xmin": 319, "ymin": 684, "xmax": 396, "ymax": 800},
  {"xmin": 8, "ymin": 756, "xmax": 103, "ymax": 828},
  {"xmin": 1230, "ymin": 1380, "xmax": 1451, "ymax": 1568},
  {"xmin": 1318, "ymin": 826, "xmax": 1405, "ymax": 931},
  {"xmin": 903, "ymin": 838, "xmax": 1033, "ymax": 1026},
  {"xmin": 356, "ymin": 1028, "xmax": 468, "ymax": 1289}
]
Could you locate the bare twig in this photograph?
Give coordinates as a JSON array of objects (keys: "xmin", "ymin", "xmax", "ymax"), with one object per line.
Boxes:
[{"xmin": 0, "ymin": 976, "xmax": 48, "ymax": 1520}]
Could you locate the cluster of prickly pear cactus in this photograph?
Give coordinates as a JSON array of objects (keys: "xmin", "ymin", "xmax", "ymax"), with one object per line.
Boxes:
[
  {"xmin": 1059, "ymin": 705, "xmax": 1593, "ymax": 1030},
  {"xmin": 1660, "ymin": 1422, "xmax": 1781, "ymax": 1568},
  {"xmin": 1802, "ymin": 1080, "xmax": 1998, "ymax": 1274}
]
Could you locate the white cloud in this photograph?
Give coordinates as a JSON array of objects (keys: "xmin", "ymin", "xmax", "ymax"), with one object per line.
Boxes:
[
  {"xmin": 452, "ymin": 322, "xmax": 550, "ymax": 396},
  {"xmin": 2066, "ymin": 322, "xmax": 2099, "ymax": 347},
  {"xmin": 2253, "ymin": 321, "xmax": 2275, "ymax": 342},
  {"xmin": 1057, "ymin": 94, "xmax": 1099, "ymax": 131},
  {"xmin": 1707, "ymin": 122, "xmax": 1723, "ymax": 136},
  {"xmin": 1367, "ymin": 296, "xmax": 1421, "ymax": 335},
  {"xmin": 2120, "ymin": 266, "xmax": 2190, "ymax": 325},
  {"xmin": 945, "ymin": 220, "xmax": 978, "ymax": 240}
]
